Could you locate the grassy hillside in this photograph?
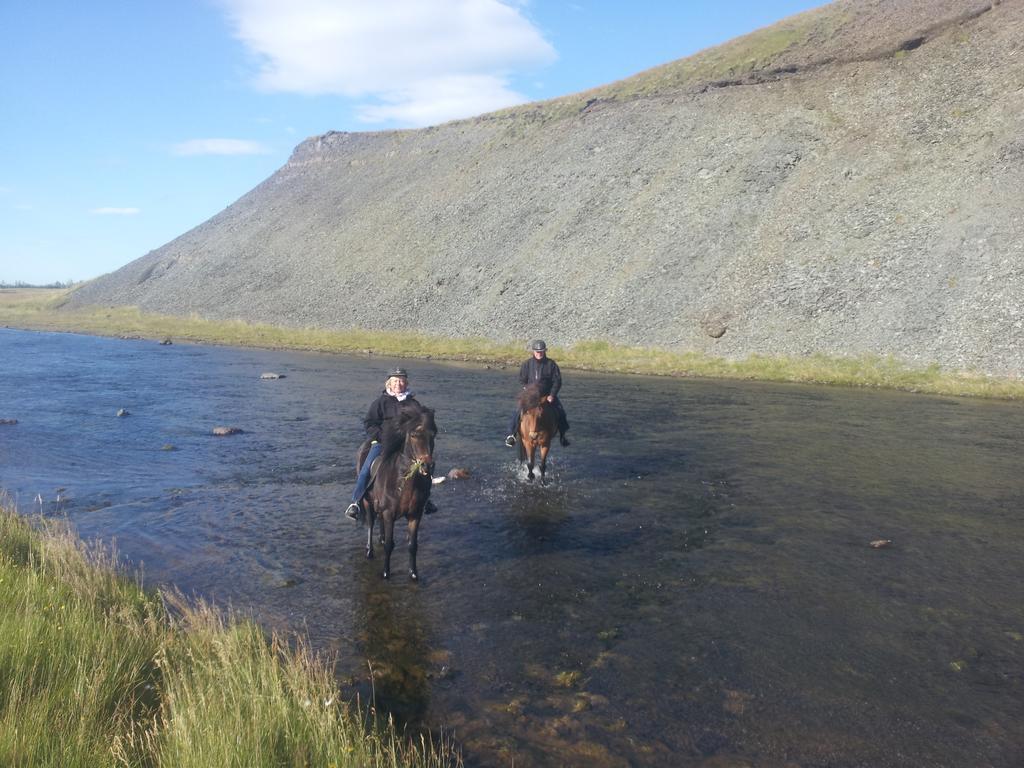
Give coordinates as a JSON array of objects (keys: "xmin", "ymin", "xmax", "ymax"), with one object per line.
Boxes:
[{"xmin": 489, "ymin": 3, "xmax": 840, "ymax": 123}]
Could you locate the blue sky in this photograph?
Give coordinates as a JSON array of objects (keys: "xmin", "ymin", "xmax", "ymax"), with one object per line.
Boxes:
[{"xmin": 0, "ymin": 1, "xmax": 823, "ymax": 285}]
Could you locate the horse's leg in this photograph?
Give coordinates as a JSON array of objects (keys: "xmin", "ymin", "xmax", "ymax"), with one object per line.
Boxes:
[
  {"xmin": 381, "ymin": 513, "xmax": 396, "ymax": 580},
  {"xmin": 374, "ymin": 500, "xmax": 385, "ymax": 544},
  {"xmin": 365, "ymin": 504, "xmax": 375, "ymax": 559},
  {"xmin": 407, "ymin": 514, "xmax": 421, "ymax": 581},
  {"xmin": 527, "ymin": 441, "xmax": 537, "ymax": 480},
  {"xmin": 539, "ymin": 442, "xmax": 550, "ymax": 484}
]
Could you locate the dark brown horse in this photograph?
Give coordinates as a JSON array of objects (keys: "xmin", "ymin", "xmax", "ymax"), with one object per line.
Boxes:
[
  {"xmin": 517, "ymin": 384, "xmax": 557, "ymax": 483},
  {"xmin": 355, "ymin": 402, "xmax": 437, "ymax": 580}
]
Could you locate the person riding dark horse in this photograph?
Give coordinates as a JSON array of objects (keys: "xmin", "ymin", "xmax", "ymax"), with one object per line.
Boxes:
[
  {"xmin": 359, "ymin": 399, "xmax": 438, "ymax": 580},
  {"xmin": 505, "ymin": 339, "xmax": 570, "ymax": 448},
  {"xmin": 346, "ymin": 367, "xmax": 436, "ymax": 521}
]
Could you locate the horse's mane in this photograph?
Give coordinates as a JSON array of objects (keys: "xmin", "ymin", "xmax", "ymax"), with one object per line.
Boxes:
[
  {"xmin": 517, "ymin": 384, "xmax": 544, "ymax": 411},
  {"xmin": 379, "ymin": 401, "xmax": 436, "ymax": 459}
]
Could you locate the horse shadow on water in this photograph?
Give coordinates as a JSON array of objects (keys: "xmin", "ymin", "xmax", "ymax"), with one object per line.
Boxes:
[
  {"xmin": 355, "ymin": 402, "xmax": 437, "ymax": 581},
  {"xmin": 349, "ymin": 576, "xmax": 434, "ymax": 727}
]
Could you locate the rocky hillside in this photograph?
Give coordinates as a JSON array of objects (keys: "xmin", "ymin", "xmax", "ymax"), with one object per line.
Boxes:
[{"xmin": 64, "ymin": 0, "xmax": 1024, "ymax": 378}]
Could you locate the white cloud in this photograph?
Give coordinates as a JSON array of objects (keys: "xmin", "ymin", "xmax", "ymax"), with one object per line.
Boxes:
[
  {"xmin": 219, "ymin": 0, "xmax": 556, "ymax": 127},
  {"xmin": 357, "ymin": 73, "xmax": 526, "ymax": 125},
  {"xmin": 172, "ymin": 139, "xmax": 271, "ymax": 156},
  {"xmin": 90, "ymin": 207, "xmax": 141, "ymax": 215}
]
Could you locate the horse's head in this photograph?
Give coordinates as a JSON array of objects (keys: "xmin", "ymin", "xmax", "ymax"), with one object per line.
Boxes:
[
  {"xmin": 517, "ymin": 384, "xmax": 543, "ymax": 412},
  {"xmin": 398, "ymin": 404, "xmax": 437, "ymax": 477},
  {"xmin": 517, "ymin": 385, "xmax": 555, "ymax": 443}
]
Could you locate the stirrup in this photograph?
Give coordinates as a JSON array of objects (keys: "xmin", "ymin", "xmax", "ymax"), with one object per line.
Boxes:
[{"xmin": 344, "ymin": 502, "xmax": 362, "ymax": 521}]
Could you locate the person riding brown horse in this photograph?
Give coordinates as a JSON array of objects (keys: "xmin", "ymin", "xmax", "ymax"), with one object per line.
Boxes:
[
  {"xmin": 505, "ymin": 339, "xmax": 570, "ymax": 448},
  {"xmin": 516, "ymin": 383, "xmax": 558, "ymax": 482}
]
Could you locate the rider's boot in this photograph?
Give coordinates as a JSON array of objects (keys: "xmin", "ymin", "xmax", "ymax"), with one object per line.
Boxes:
[
  {"xmin": 557, "ymin": 407, "xmax": 571, "ymax": 447},
  {"xmin": 345, "ymin": 502, "xmax": 363, "ymax": 521},
  {"xmin": 424, "ymin": 499, "xmax": 438, "ymax": 514},
  {"xmin": 505, "ymin": 434, "xmax": 517, "ymax": 447}
]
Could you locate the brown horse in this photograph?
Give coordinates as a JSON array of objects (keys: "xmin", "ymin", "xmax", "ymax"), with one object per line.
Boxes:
[
  {"xmin": 517, "ymin": 384, "xmax": 557, "ymax": 483},
  {"xmin": 355, "ymin": 402, "xmax": 437, "ymax": 580}
]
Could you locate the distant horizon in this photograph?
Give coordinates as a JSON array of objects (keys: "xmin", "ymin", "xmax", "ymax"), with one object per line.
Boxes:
[
  {"xmin": 1, "ymin": 280, "xmax": 79, "ymax": 289},
  {"xmin": 1, "ymin": 1, "xmax": 823, "ymax": 284}
]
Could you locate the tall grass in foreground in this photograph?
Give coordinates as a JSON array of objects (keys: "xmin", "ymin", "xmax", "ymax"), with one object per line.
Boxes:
[
  {"xmin": 0, "ymin": 500, "xmax": 458, "ymax": 768},
  {"xmin": 2, "ymin": 288, "xmax": 1022, "ymax": 399}
]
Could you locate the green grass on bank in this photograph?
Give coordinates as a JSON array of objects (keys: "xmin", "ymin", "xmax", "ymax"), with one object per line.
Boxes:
[
  {"xmin": 2, "ymin": 288, "xmax": 1022, "ymax": 400},
  {"xmin": 0, "ymin": 499, "xmax": 459, "ymax": 768}
]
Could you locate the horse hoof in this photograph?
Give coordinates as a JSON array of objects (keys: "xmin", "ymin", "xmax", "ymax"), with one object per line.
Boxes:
[
  {"xmin": 382, "ymin": 570, "xmax": 390, "ymax": 580},
  {"xmin": 410, "ymin": 571, "xmax": 418, "ymax": 581},
  {"xmin": 366, "ymin": 550, "xmax": 374, "ymax": 560}
]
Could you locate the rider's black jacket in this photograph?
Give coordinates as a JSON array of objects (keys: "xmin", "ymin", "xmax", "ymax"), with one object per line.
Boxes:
[
  {"xmin": 364, "ymin": 393, "xmax": 420, "ymax": 442},
  {"xmin": 518, "ymin": 357, "xmax": 562, "ymax": 398}
]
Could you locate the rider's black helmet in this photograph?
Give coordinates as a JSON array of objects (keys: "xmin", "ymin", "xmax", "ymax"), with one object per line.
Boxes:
[{"xmin": 528, "ymin": 339, "xmax": 547, "ymax": 351}]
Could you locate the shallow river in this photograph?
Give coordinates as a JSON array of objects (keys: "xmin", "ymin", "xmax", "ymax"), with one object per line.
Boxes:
[{"xmin": 2, "ymin": 328, "xmax": 1023, "ymax": 767}]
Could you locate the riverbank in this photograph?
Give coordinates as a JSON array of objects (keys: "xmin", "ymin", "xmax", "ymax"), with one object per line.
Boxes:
[
  {"xmin": 0, "ymin": 498, "xmax": 458, "ymax": 767},
  {"xmin": 3, "ymin": 287, "xmax": 1022, "ymax": 399}
]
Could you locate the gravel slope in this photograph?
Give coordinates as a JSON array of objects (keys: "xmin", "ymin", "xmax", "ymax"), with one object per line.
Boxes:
[{"xmin": 64, "ymin": 0, "xmax": 1024, "ymax": 378}]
